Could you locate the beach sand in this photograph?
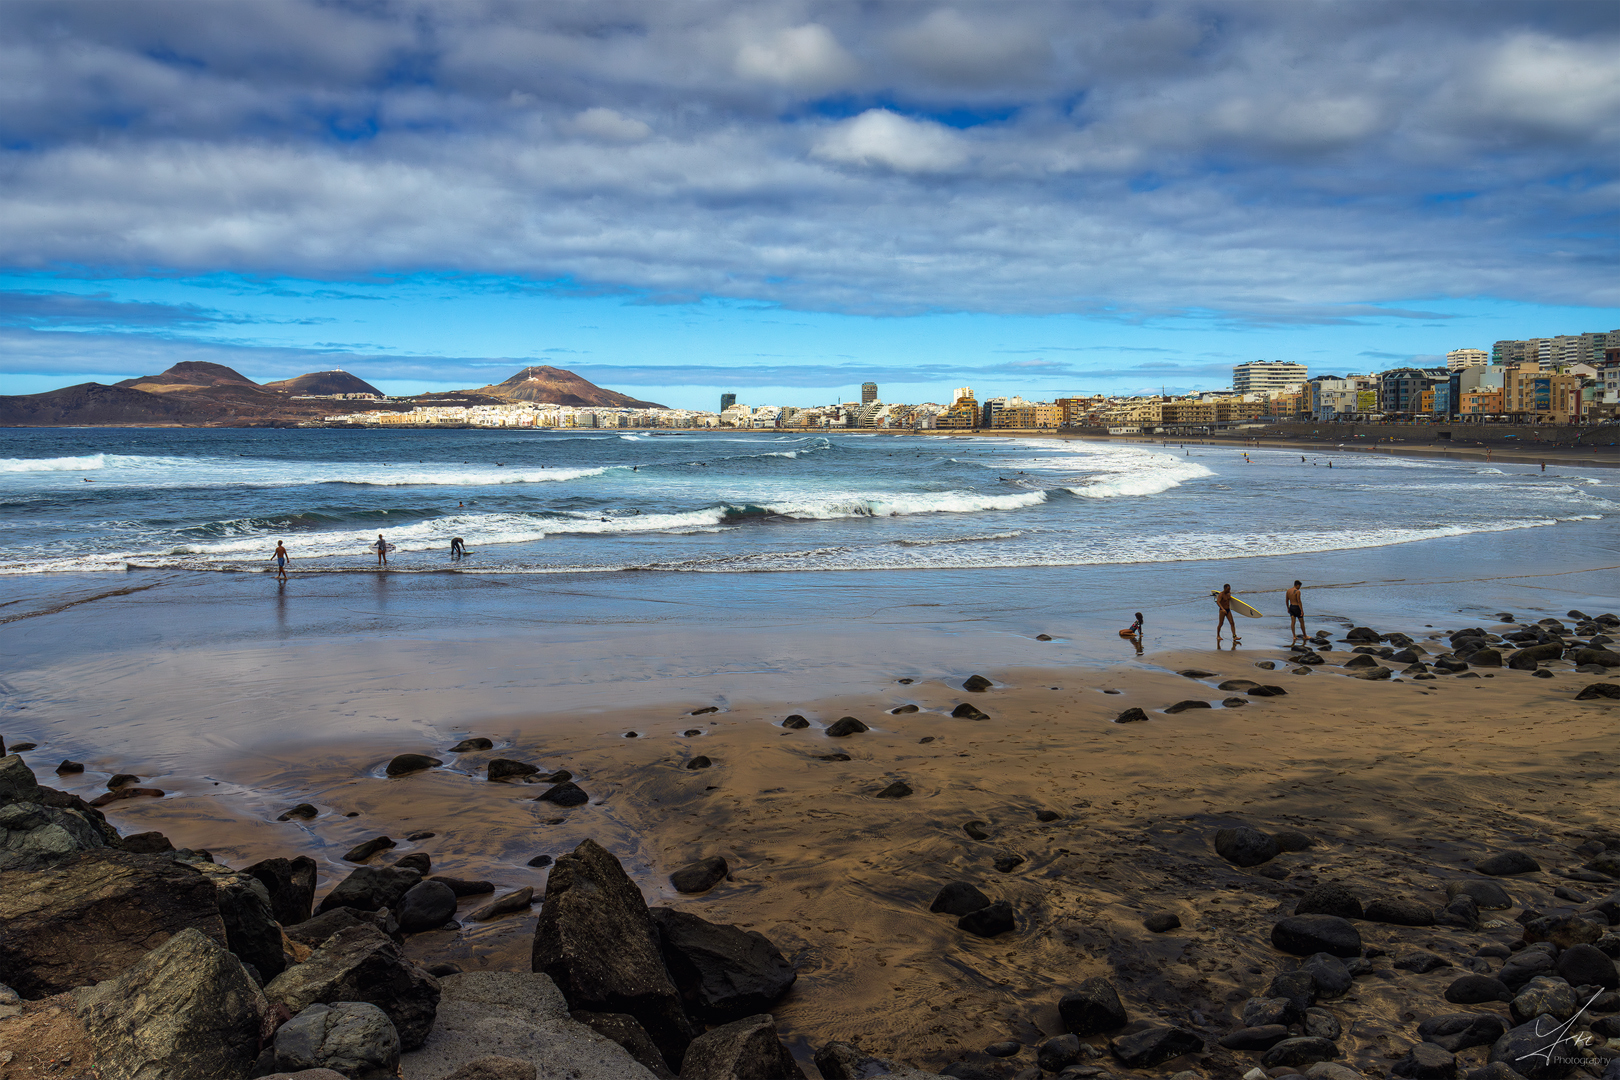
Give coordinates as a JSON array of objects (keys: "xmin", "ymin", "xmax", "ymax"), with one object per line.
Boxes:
[{"xmin": 44, "ymin": 638, "xmax": 1618, "ymax": 1077}]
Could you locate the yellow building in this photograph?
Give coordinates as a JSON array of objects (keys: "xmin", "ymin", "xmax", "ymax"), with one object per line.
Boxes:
[
  {"xmin": 993, "ymin": 403, "xmax": 1061, "ymax": 428},
  {"xmin": 1460, "ymin": 389, "xmax": 1503, "ymax": 415},
  {"xmin": 937, "ymin": 391, "xmax": 979, "ymax": 429},
  {"xmin": 1503, "ymin": 364, "xmax": 1580, "ymax": 421}
]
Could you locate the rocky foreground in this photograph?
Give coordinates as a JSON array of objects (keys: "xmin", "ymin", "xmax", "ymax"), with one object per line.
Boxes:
[{"xmin": 2, "ymin": 611, "xmax": 1619, "ymax": 1080}]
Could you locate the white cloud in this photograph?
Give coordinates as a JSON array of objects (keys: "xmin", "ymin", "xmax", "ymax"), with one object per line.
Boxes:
[
  {"xmin": 570, "ymin": 107, "xmax": 651, "ymax": 142},
  {"xmin": 812, "ymin": 109, "xmax": 969, "ymax": 173},
  {"xmin": 734, "ymin": 24, "xmax": 858, "ymax": 93},
  {"xmin": 1474, "ymin": 32, "xmax": 1620, "ymax": 137}
]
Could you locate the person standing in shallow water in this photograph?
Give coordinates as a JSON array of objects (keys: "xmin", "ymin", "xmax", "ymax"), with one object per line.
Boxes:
[
  {"xmin": 1286, "ymin": 580, "xmax": 1306, "ymax": 643},
  {"xmin": 374, "ymin": 533, "xmax": 388, "ymax": 568},
  {"xmin": 272, "ymin": 541, "xmax": 289, "ymax": 581}
]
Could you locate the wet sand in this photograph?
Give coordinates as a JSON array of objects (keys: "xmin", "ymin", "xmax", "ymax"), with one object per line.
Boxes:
[{"xmin": 39, "ymin": 639, "xmax": 1619, "ymax": 1076}]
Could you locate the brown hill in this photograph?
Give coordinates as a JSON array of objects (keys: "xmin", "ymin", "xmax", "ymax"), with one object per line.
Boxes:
[
  {"xmin": 0, "ymin": 382, "xmax": 235, "ymax": 425},
  {"xmin": 469, "ymin": 365, "xmax": 664, "ymax": 409},
  {"xmin": 115, "ymin": 361, "xmax": 260, "ymax": 392},
  {"xmin": 263, "ymin": 370, "xmax": 384, "ymax": 396}
]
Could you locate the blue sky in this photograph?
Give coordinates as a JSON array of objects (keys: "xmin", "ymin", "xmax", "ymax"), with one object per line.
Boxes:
[{"xmin": 1, "ymin": 2, "xmax": 1616, "ymax": 410}]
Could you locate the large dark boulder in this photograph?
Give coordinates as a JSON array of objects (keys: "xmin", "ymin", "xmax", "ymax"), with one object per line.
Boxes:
[
  {"xmin": 0, "ymin": 755, "xmax": 116, "ymax": 870},
  {"xmin": 1303, "ymin": 953, "xmax": 1353, "ymax": 999},
  {"xmin": 1447, "ymin": 879, "xmax": 1514, "ymax": 909},
  {"xmin": 1489, "ymin": 1020, "xmax": 1576, "ymax": 1080},
  {"xmin": 197, "ymin": 860, "xmax": 287, "ymax": 980},
  {"xmin": 385, "ymin": 754, "xmax": 443, "ymax": 776},
  {"xmin": 77, "ymin": 927, "xmax": 266, "ymax": 1080},
  {"xmin": 570, "ymin": 1011, "xmax": 676, "ymax": 1079},
  {"xmin": 396, "ymin": 880, "xmax": 458, "ymax": 934},
  {"xmin": 1507, "ymin": 643, "xmax": 1563, "ymax": 670},
  {"xmin": 678, "ymin": 1013, "xmax": 804, "ymax": 1079},
  {"xmin": 272, "ymin": 1001, "xmax": 401, "ymax": 1080},
  {"xmin": 1364, "ymin": 897, "xmax": 1439, "ymax": 926},
  {"xmin": 1555, "ymin": 943, "xmax": 1618, "ymax": 989},
  {"xmin": 1477, "ymin": 852, "xmax": 1541, "ymax": 876},
  {"xmin": 0, "ymin": 849, "xmax": 227, "ymax": 998},
  {"xmin": 1271, "ymin": 915, "xmax": 1363, "ymax": 958},
  {"xmin": 650, "ymin": 907, "xmax": 796, "ymax": 1024},
  {"xmin": 1445, "ymin": 976, "xmax": 1513, "ymax": 1004},
  {"xmin": 315, "ymin": 865, "xmax": 421, "ymax": 915},
  {"xmin": 284, "ymin": 906, "xmax": 397, "ymax": 950},
  {"xmin": 531, "ymin": 839, "xmax": 693, "ymax": 1071},
  {"xmin": 930, "ymin": 882, "xmax": 991, "ymax": 916},
  {"xmin": 1496, "ymin": 948, "xmax": 1556, "ymax": 992},
  {"xmin": 1295, "ymin": 884, "xmax": 1363, "ymax": 920},
  {"xmin": 262, "ymin": 924, "xmax": 441, "ymax": 1051},
  {"xmin": 1111, "ymin": 1025, "xmax": 1203, "ymax": 1068},
  {"xmin": 1215, "ymin": 826, "xmax": 1281, "ymax": 867},
  {"xmin": 1393, "ymin": 1043, "xmax": 1458, "ymax": 1080},
  {"xmin": 1262, "ymin": 1037, "xmax": 1339, "ymax": 1069},
  {"xmin": 247, "ymin": 856, "xmax": 318, "ymax": 926},
  {"xmin": 1059, "ymin": 977, "xmax": 1129, "ymax": 1036},
  {"xmin": 1419, "ymin": 1014, "xmax": 1508, "ymax": 1052}
]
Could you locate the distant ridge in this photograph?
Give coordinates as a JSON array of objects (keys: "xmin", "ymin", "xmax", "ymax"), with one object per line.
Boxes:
[
  {"xmin": 469, "ymin": 365, "xmax": 664, "ymax": 409},
  {"xmin": 264, "ymin": 370, "xmax": 384, "ymax": 396}
]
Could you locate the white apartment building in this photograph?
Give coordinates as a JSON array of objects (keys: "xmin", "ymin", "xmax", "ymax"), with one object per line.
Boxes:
[
  {"xmin": 1446, "ymin": 349, "xmax": 1489, "ymax": 372},
  {"xmin": 1232, "ymin": 361, "xmax": 1307, "ymax": 394}
]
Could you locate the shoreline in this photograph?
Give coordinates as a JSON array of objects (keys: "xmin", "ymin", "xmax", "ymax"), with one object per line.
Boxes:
[{"xmin": 6, "ymin": 625, "xmax": 1618, "ymax": 1076}]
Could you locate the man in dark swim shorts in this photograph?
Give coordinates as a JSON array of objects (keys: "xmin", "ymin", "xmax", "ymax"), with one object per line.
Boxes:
[
  {"xmin": 450, "ymin": 537, "xmax": 465, "ymax": 559},
  {"xmin": 1286, "ymin": 580, "xmax": 1305, "ymax": 643}
]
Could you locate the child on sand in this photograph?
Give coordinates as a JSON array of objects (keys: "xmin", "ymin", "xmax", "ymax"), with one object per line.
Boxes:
[{"xmin": 1119, "ymin": 612, "xmax": 1142, "ymax": 638}]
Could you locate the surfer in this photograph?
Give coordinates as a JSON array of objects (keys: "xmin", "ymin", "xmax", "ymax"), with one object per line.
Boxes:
[
  {"xmin": 1216, "ymin": 584, "xmax": 1239, "ymax": 644},
  {"xmin": 450, "ymin": 537, "xmax": 465, "ymax": 559},
  {"xmin": 272, "ymin": 541, "xmax": 289, "ymax": 581},
  {"xmin": 374, "ymin": 533, "xmax": 388, "ymax": 568},
  {"xmin": 1286, "ymin": 580, "xmax": 1306, "ymax": 643}
]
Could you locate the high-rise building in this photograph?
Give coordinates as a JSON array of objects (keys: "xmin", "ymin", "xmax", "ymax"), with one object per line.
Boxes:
[
  {"xmin": 720, "ymin": 393, "xmax": 736, "ymax": 411},
  {"xmin": 861, "ymin": 381, "xmax": 878, "ymax": 404},
  {"xmin": 1232, "ymin": 361, "xmax": 1307, "ymax": 394},
  {"xmin": 1446, "ymin": 349, "xmax": 1489, "ymax": 372}
]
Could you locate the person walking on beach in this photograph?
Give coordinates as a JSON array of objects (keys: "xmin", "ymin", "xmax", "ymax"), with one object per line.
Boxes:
[
  {"xmin": 1216, "ymin": 584, "xmax": 1239, "ymax": 644},
  {"xmin": 374, "ymin": 533, "xmax": 388, "ymax": 568},
  {"xmin": 272, "ymin": 541, "xmax": 289, "ymax": 581},
  {"xmin": 1286, "ymin": 580, "xmax": 1306, "ymax": 643}
]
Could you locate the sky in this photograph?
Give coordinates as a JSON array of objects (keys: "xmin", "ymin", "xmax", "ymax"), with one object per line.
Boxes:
[{"xmin": 1, "ymin": 1, "xmax": 1616, "ymax": 410}]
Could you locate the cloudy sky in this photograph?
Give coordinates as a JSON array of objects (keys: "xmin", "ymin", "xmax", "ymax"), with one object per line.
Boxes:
[{"xmin": 1, "ymin": 0, "xmax": 1616, "ymax": 408}]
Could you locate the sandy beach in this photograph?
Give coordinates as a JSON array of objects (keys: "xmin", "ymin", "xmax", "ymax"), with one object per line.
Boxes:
[{"xmin": 6, "ymin": 620, "xmax": 1618, "ymax": 1077}]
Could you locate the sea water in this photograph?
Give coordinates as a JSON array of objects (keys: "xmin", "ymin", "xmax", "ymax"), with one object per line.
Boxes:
[{"xmin": 2, "ymin": 427, "xmax": 1614, "ymax": 577}]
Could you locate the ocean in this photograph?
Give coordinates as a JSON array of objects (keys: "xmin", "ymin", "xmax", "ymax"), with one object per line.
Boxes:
[{"xmin": 3, "ymin": 427, "xmax": 1614, "ymax": 578}]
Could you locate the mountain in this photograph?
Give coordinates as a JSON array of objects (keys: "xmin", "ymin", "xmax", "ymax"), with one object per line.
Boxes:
[
  {"xmin": 115, "ymin": 361, "xmax": 261, "ymax": 391},
  {"xmin": 469, "ymin": 365, "xmax": 664, "ymax": 409},
  {"xmin": 0, "ymin": 382, "xmax": 238, "ymax": 425},
  {"xmin": 263, "ymin": 370, "xmax": 384, "ymax": 396}
]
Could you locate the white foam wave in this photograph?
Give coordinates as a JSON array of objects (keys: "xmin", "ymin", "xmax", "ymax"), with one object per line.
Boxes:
[
  {"xmin": 0, "ymin": 454, "xmax": 108, "ymax": 472},
  {"xmin": 325, "ymin": 466, "xmax": 607, "ymax": 486},
  {"xmin": 760, "ymin": 490, "xmax": 1047, "ymax": 518}
]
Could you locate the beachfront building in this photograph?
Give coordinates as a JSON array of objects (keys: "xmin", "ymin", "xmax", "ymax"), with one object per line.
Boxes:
[
  {"xmin": 1232, "ymin": 360, "xmax": 1307, "ymax": 394},
  {"xmin": 1459, "ymin": 388, "xmax": 1504, "ymax": 416},
  {"xmin": 937, "ymin": 388, "xmax": 979, "ymax": 430},
  {"xmin": 861, "ymin": 382, "xmax": 878, "ymax": 404},
  {"xmin": 992, "ymin": 401, "xmax": 1061, "ymax": 428},
  {"xmin": 1446, "ymin": 349, "xmax": 1489, "ymax": 372},
  {"xmin": 1055, "ymin": 395, "xmax": 1107, "ymax": 427},
  {"xmin": 1503, "ymin": 364, "xmax": 1582, "ymax": 423}
]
